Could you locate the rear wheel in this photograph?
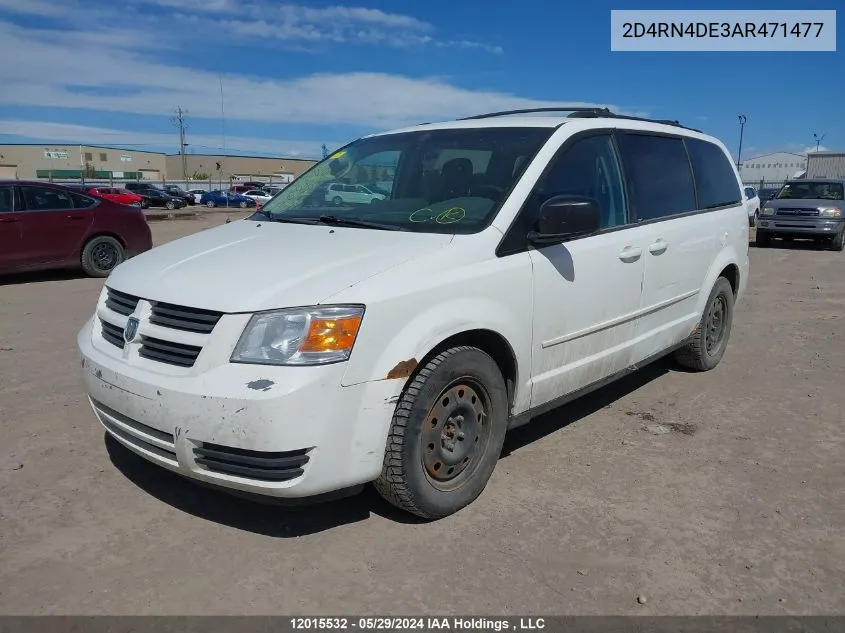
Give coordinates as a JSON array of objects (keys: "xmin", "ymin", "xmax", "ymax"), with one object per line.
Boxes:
[
  {"xmin": 674, "ymin": 277, "xmax": 735, "ymax": 372},
  {"xmin": 81, "ymin": 236, "xmax": 125, "ymax": 278},
  {"xmin": 166, "ymin": 200, "xmax": 175, "ymax": 210},
  {"xmin": 332, "ymin": 195, "xmax": 343, "ymax": 205},
  {"xmin": 374, "ymin": 346, "xmax": 509, "ymax": 520},
  {"xmin": 206, "ymin": 200, "xmax": 216, "ymax": 208}
]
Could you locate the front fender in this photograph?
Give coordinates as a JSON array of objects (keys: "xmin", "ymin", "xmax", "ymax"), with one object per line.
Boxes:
[{"xmin": 338, "ymin": 258, "xmax": 534, "ymax": 414}]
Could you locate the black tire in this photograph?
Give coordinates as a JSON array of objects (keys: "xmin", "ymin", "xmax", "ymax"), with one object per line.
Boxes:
[
  {"xmin": 206, "ymin": 200, "xmax": 216, "ymax": 208},
  {"xmin": 166, "ymin": 200, "xmax": 175, "ymax": 210},
  {"xmin": 756, "ymin": 231, "xmax": 771, "ymax": 247},
  {"xmin": 81, "ymin": 235, "xmax": 125, "ymax": 278},
  {"xmin": 374, "ymin": 346, "xmax": 509, "ymax": 520},
  {"xmin": 140, "ymin": 199, "xmax": 149, "ymax": 209},
  {"xmin": 332, "ymin": 195, "xmax": 343, "ymax": 205},
  {"xmin": 831, "ymin": 231, "xmax": 845, "ymax": 252},
  {"xmin": 674, "ymin": 277, "xmax": 735, "ymax": 372},
  {"xmin": 750, "ymin": 210, "xmax": 759, "ymax": 228},
  {"xmin": 239, "ymin": 201, "xmax": 247, "ymax": 208}
]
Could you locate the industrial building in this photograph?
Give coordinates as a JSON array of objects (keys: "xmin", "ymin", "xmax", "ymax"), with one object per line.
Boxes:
[
  {"xmin": 0, "ymin": 144, "xmax": 168, "ymax": 181},
  {"xmin": 0, "ymin": 144, "xmax": 318, "ymax": 185},
  {"xmin": 806, "ymin": 152, "xmax": 845, "ymax": 179},
  {"xmin": 738, "ymin": 151, "xmax": 807, "ymax": 186},
  {"xmin": 165, "ymin": 153, "xmax": 317, "ymax": 185}
]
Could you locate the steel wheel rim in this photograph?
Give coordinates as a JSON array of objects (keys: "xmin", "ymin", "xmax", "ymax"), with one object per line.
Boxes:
[
  {"xmin": 420, "ymin": 377, "xmax": 492, "ymax": 492},
  {"xmin": 704, "ymin": 295, "xmax": 726, "ymax": 354},
  {"xmin": 91, "ymin": 242, "xmax": 118, "ymax": 272}
]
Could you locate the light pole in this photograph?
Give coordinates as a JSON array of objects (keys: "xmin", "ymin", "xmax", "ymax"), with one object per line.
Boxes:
[
  {"xmin": 813, "ymin": 133, "xmax": 826, "ymax": 153},
  {"xmin": 737, "ymin": 114, "xmax": 747, "ymax": 169}
]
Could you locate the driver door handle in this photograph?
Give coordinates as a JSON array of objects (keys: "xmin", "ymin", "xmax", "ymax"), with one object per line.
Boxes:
[
  {"xmin": 618, "ymin": 246, "xmax": 642, "ymax": 263},
  {"xmin": 648, "ymin": 239, "xmax": 668, "ymax": 255}
]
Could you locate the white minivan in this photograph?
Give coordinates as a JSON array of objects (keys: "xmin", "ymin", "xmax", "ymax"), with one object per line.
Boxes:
[{"xmin": 77, "ymin": 108, "xmax": 750, "ymax": 520}]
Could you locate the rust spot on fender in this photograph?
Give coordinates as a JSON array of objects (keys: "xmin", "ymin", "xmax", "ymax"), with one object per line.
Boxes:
[{"xmin": 385, "ymin": 358, "xmax": 417, "ymax": 380}]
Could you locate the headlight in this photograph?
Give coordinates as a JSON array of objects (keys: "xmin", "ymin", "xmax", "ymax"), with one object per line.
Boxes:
[
  {"xmin": 762, "ymin": 206, "xmax": 775, "ymax": 216},
  {"xmin": 819, "ymin": 207, "xmax": 843, "ymax": 218},
  {"xmin": 230, "ymin": 305, "xmax": 364, "ymax": 366}
]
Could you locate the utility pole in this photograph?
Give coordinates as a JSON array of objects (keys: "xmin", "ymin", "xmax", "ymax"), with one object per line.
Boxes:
[
  {"xmin": 322, "ymin": 144, "xmax": 329, "ymax": 159},
  {"xmin": 171, "ymin": 106, "xmax": 189, "ymax": 182},
  {"xmin": 736, "ymin": 114, "xmax": 747, "ymax": 169},
  {"xmin": 813, "ymin": 132, "xmax": 826, "ymax": 153}
]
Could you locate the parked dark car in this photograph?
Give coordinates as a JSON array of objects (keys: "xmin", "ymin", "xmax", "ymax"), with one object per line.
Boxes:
[
  {"xmin": 758, "ymin": 187, "xmax": 780, "ymax": 205},
  {"xmin": 124, "ymin": 182, "xmax": 187, "ymax": 210},
  {"xmin": 200, "ymin": 190, "xmax": 256, "ymax": 208},
  {"xmin": 162, "ymin": 184, "xmax": 195, "ymax": 205},
  {"xmin": 0, "ymin": 180, "xmax": 152, "ymax": 277}
]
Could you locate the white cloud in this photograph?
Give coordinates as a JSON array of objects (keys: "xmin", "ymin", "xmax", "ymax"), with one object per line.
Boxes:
[
  {"xmin": 0, "ymin": 20, "xmax": 632, "ymax": 129},
  {"xmin": 0, "ymin": 120, "xmax": 334, "ymax": 158}
]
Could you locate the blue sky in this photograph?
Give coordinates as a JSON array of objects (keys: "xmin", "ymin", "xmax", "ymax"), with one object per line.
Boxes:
[{"xmin": 0, "ymin": 0, "xmax": 841, "ymax": 160}]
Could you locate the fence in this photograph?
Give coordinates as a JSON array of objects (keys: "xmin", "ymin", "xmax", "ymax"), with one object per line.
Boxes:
[
  {"xmin": 743, "ymin": 180, "xmax": 786, "ymax": 191},
  {"xmin": 42, "ymin": 177, "xmax": 288, "ymax": 193}
]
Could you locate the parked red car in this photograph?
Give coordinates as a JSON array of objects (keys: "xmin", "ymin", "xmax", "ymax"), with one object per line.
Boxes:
[
  {"xmin": 79, "ymin": 185, "xmax": 144, "ymax": 206},
  {"xmin": 0, "ymin": 181, "xmax": 152, "ymax": 278}
]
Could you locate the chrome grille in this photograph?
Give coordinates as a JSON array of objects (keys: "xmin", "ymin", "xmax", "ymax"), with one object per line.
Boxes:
[
  {"xmin": 100, "ymin": 320, "xmax": 125, "ymax": 348},
  {"xmin": 138, "ymin": 336, "xmax": 202, "ymax": 368},
  {"xmin": 149, "ymin": 302, "xmax": 223, "ymax": 334}
]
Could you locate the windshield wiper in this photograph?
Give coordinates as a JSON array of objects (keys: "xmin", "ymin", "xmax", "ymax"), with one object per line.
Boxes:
[{"xmin": 316, "ymin": 215, "xmax": 408, "ymax": 231}]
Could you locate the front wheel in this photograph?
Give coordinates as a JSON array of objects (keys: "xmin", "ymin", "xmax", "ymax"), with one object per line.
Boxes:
[
  {"xmin": 756, "ymin": 231, "xmax": 771, "ymax": 247},
  {"xmin": 239, "ymin": 201, "xmax": 247, "ymax": 208},
  {"xmin": 831, "ymin": 231, "xmax": 845, "ymax": 252},
  {"xmin": 674, "ymin": 277, "xmax": 735, "ymax": 372},
  {"xmin": 332, "ymin": 196, "xmax": 343, "ymax": 205},
  {"xmin": 750, "ymin": 210, "xmax": 759, "ymax": 227},
  {"xmin": 374, "ymin": 346, "xmax": 509, "ymax": 520},
  {"xmin": 166, "ymin": 200, "xmax": 175, "ymax": 210}
]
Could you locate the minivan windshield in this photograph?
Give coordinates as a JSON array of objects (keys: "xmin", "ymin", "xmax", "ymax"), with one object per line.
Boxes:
[
  {"xmin": 256, "ymin": 127, "xmax": 554, "ymax": 233},
  {"xmin": 776, "ymin": 181, "xmax": 844, "ymax": 201}
]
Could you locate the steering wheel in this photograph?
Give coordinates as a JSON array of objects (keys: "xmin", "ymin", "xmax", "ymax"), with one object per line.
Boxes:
[{"xmin": 470, "ymin": 184, "xmax": 505, "ymax": 200}]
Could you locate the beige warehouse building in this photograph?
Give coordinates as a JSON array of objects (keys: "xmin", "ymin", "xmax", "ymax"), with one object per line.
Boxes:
[
  {"xmin": 0, "ymin": 144, "xmax": 167, "ymax": 181},
  {"xmin": 166, "ymin": 153, "xmax": 317, "ymax": 185}
]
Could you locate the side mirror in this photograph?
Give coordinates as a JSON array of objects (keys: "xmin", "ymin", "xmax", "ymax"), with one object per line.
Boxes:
[{"xmin": 528, "ymin": 195, "xmax": 602, "ymax": 245}]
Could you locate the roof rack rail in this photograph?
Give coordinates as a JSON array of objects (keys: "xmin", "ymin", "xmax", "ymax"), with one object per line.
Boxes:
[
  {"xmin": 457, "ymin": 107, "xmax": 614, "ymax": 120},
  {"xmin": 566, "ymin": 110, "xmax": 701, "ymax": 133}
]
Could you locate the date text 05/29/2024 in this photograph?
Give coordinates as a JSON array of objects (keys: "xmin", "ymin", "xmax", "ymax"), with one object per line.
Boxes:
[{"xmin": 290, "ymin": 618, "xmax": 547, "ymax": 631}]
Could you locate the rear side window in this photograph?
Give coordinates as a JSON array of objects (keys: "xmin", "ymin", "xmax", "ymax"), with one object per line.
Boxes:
[
  {"xmin": 616, "ymin": 133, "xmax": 696, "ymax": 221},
  {"xmin": 686, "ymin": 138, "xmax": 742, "ymax": 209}
]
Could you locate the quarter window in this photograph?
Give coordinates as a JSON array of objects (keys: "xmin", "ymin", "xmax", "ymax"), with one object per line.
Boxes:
[
  {"xmin": 531, "ymin": 134, "xmax": 628, "ymax": 229},
  {"xmin": 616, "ymin": 133, "xmax": 696, "ymax": 221},
  {"xmin": 685, "ymin": 138, "xmax": 742, "ymax": 209}
]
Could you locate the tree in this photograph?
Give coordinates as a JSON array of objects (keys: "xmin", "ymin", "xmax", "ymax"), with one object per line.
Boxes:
[{"xmin": 191, "ymin": 171, "xmax": 209, "ymax": 180}]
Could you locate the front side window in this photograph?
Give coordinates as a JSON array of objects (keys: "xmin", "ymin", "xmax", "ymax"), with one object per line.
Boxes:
[
  {"xmin": 685, "ymin": 137, "xmax": 742, "ymax": 209},
  {"xmin": 258, "ymin": 127, "xmax": 553, "ymax": 233},
  {"xmin": 616, "ymin": 133, "xmax": 696, "ymax": 221},
  {"xmin": 530, "ymin": 134, "xmax": 629, "ymax": 230},
  {"xmin": 0, "ymin": 185, "xmax": 15, "ymax": 212}
]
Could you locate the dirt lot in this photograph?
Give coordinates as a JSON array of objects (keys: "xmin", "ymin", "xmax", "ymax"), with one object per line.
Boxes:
[{"xmin": 1, "ymin": 216, "xmax": 843, "ymax": 615}]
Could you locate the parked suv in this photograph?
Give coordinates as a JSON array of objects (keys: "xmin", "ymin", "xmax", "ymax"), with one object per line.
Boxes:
[
  {"xmin": 162, "ymin": 185, "xmax": 196, "ymax": 206},
  {"xmin": 325, "ymin": 182, "xmax": 385, "ymax": 205},
  {"xmin": 77, "ymin": 108, "xmax": 749, "ymax": 519},
  {"xmin": 757, "ymin": 179, "xmax": 845, "ymax": 250}
]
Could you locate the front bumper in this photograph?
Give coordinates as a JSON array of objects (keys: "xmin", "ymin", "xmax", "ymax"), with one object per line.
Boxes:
[
  {"xmin": 77, "ymin": 316, "xmax": 402, "ymax": 498},
  {"xmin": 757, "ymin": 216, "xmax": 844, "ymax": 237}
]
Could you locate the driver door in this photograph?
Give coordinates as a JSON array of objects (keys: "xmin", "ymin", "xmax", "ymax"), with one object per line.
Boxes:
[{"xmin": 527, "ymin": 132, "xmax": 651, "ymax": 408}]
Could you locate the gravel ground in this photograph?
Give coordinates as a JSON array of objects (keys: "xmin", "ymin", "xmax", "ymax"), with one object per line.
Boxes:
[{"xmin": 0, "ymin": 216, "xmax": 843, "ymax": 615}]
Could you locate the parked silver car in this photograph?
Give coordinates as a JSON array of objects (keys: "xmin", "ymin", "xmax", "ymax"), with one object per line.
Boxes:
[{"xmin": 756, "ymin": 179, "xmax": 845, "ymax": 251}]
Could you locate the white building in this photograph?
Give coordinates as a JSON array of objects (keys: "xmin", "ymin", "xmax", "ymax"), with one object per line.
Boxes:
[{"xmin": 738, "ymin": 152, "xmax": 807, "ymax": 185}]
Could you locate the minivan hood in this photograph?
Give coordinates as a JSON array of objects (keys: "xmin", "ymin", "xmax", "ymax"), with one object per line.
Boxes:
[{"xmin": 107, "ymin": 219, "xmax": 453, "ymax": 313}]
